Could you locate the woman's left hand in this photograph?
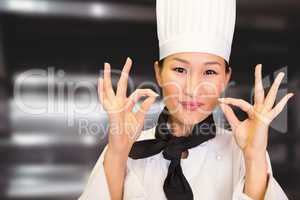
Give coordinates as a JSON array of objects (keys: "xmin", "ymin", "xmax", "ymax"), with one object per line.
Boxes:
[{"xmin": 218, "ymin": 64, "xmax": 294, "ymax": 159}]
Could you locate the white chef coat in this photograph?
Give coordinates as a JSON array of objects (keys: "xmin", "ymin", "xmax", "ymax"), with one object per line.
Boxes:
[{"xmin": 79, "ymin": 126, "xmax": 288, "ymax": 200}]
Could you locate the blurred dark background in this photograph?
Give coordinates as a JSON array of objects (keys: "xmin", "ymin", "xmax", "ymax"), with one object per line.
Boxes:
[{"xmin": 0, "ymin": 0, "xmax": 299, "ymax": 199}]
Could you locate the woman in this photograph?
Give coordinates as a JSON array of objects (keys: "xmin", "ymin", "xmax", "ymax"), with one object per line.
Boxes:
[{"xmin": 79, "ymin": 0, "xmax": 292, "ymax": 199}]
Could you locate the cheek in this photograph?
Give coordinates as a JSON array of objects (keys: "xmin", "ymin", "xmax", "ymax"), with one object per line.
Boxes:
[
  {"xmin": 162, "ymin": 81, "xmax": 182, "ymax": 103},
  {"xmin": 196, "ymin": 80, "xmax": 223, "ymax": 98},
  {"xmin": 160, "ymin": 73, "xmax": 185, "ymax": 97},
  {"xmin": 195, "ymin": 79, "xmax": 224, "ymax": 111},
  {"xmin": 160, "ymin": 78, "xmax": 185, "ymax": 110}
]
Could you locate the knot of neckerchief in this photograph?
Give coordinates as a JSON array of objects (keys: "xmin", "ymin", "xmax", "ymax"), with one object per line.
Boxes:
[{"xmin": 129, "ymin": 106, "xmax": 216, "ymax": 200}]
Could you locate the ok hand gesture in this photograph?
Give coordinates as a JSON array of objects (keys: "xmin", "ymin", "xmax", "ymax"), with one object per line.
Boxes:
[
  {"xmin": 218, "ymin": 64, "xmax": 294, "ymax": 159},
  {"xmin": 98, "ymin": 57, "xmax": 159, "ymax": 156}
]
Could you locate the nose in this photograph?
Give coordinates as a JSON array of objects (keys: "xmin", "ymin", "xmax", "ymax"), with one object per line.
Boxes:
[{"xmin": 184, "ymin": 74, "xmax": 200, "ymax": 98}]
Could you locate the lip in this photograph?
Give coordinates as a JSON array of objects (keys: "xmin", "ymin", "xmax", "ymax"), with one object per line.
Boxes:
[{"xmin": 180, "ymin": 101, "xmax": 204, "ymax": 111}]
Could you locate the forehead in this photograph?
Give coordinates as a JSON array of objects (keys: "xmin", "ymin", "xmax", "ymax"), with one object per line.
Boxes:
[{"xmin": 164, "ymin": 52, "xmax": 225, "ymax": 66}]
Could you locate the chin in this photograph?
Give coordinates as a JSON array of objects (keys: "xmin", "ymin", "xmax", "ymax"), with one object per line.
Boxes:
[{"xmin": 174, "ymin": 107, "xmax": 212, "ymax": 125}]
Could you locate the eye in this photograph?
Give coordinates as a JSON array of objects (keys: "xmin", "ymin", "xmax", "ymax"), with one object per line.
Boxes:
[
  {"xmin": 204, "ymin": 69, "xmax": 218, "ymax": 75},
  {"xmin": 173, "ymin": 67, "xmax": 187, "ymax": 74}
]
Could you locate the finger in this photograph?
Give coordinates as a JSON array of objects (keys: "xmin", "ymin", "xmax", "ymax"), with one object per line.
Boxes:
[
  {"xmin": 219, "ymin": 103, "xmax": 240, "ymax": 130},
  {"xmin": 116, "ymin": 57, "xmax": 132, "ymax": 97},
  {"xmin": 135, "ymin": 96, "xmax": 157, "ymax": 124},
  {"xmin": 268, "ymin": 93, "xmax": 294, "ymax": 120},
  {"xmin": 254, "ymin": 64, "xmax": 265, "ymax": 106},
  {"xmin": 126, "ymin": 89, "xmax": 159, "ymax": 112},
  {"xmin": 98, "ymin": 78, "xmax": 109, "ymax": 108},
  {"xmin": 218, "ymin": 97, "xmax": 254, "ymax": 118},
  {"xmin": 103, "ymin": 62, "xmax": 115, "ymax": 99},
  {"xmin": 264, "ymin": 72, "xmax": 285, "ymax": 111}
]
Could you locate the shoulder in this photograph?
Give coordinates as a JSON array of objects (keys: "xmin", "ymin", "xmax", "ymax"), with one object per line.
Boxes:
[
  {"xmin": 214, "ymin": 126, "xmax": 235, "ymax": 147},
  {"xmin": 209, "ymin": 126, "xmax": 243, "ymax": 158}
]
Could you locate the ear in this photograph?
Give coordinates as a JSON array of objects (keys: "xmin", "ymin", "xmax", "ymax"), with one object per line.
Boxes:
[{"xmin": 154, "ymin": 61, "xmax": 163, "ymax": 87}]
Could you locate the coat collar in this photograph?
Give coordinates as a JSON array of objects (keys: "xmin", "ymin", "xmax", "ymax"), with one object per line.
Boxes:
[{"xmin": 139, "ymin": 125, "xmax": 234, "ymax": 157}]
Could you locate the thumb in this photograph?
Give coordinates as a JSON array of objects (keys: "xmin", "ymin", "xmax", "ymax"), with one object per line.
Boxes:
[
  {"xmin": 135, "ymin": 95, "xmax": 158, "ymax": 124},
  {"xmin": 219, "ymin": 103, "xmax": 240, "ymax": 131}
]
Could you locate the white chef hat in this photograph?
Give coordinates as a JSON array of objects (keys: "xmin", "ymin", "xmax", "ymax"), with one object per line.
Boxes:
[{"xmin": 156, "ymin": 0, "xmax": 236, "ymax": 62}]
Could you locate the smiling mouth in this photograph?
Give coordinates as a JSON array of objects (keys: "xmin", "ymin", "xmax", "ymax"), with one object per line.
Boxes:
[{"xmin": 180, "ymin": 101, "xmax": 204, "ymax": 111}]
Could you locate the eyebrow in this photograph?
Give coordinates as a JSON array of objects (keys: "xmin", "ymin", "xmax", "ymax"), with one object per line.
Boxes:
[
  {"xmin": 171, "ymin": 58, "xmax": 222, "ymax": 66},
  {"xmin": 172, "ymin": 57, "xmax": 190, "ymax": 64},
  {"xmin": 204, "ymin": 61, "xmax": 222, "ymax": 67}
]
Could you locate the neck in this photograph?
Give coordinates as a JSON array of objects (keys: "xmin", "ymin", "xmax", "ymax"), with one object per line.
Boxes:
[{"xmin": 168, "ymin": 116, "xmax": 194, "ymax": 137}]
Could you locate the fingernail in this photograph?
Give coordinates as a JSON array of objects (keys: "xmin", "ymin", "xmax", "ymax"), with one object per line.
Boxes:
[
  {"xmin": 218, "ymin": 98, "xmax": 225, "ymax": 102},
  {"xmin": 279, "ymin": 72, "xmax": 285, "ymax": 78}
]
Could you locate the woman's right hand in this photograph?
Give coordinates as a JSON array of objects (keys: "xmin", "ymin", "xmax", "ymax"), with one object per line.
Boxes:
[{"xmin": 98, "ymin": 57, "xmax": 159, "ymax": 157}]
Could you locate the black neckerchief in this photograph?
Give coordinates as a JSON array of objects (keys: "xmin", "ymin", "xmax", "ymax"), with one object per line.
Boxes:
[{"xmin": 129, "ymin": 106, "xmax": 216, "ymax": 200}]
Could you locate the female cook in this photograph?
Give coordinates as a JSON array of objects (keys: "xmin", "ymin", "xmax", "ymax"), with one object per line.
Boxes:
[{"xmin": 79, "ymin": 0, "xmax": 292, "ymax": 199}]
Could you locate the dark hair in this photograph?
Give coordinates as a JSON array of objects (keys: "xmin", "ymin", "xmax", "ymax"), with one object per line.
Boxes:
[{"xmin": 158, "ymin": 58, "xmax": 230, "ymax": 73}]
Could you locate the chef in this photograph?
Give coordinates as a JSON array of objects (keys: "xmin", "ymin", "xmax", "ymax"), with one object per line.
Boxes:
[{"xmin": 79, "ymin": 0, "xmax": 292, "ymax": 199}]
